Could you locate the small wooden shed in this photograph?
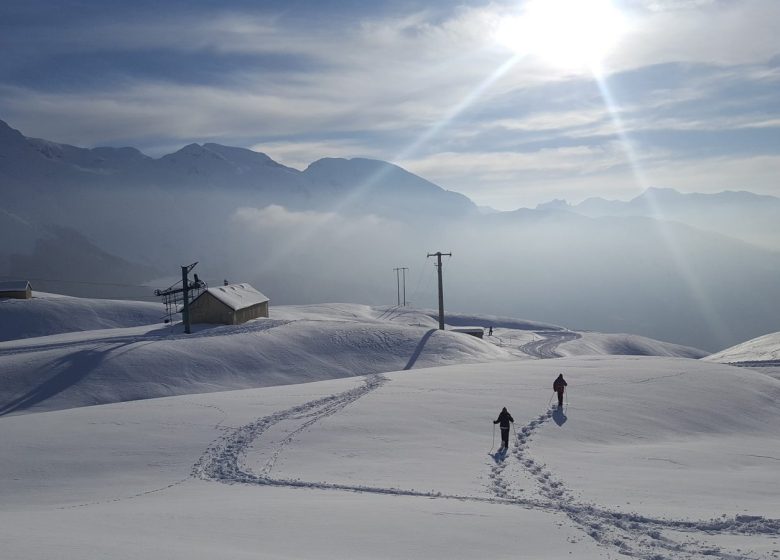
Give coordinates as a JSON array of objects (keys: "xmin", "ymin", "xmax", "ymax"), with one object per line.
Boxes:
[
  {"xmin": 0, "ymin": 280, "xmax": 32, "ymax": 300},
  {"xmin": 189, "ymin": 283, "xmax": 269, "ymax": 325},
  {"xmin": 450, "ymin": 326, "xmax": 484, "ymax": 339}
]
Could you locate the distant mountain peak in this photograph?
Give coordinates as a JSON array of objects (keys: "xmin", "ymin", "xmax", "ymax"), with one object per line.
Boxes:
[
  {"xmin": 635, "ymin": 187, "xmax": 683, "ymax": 201},
  {"xmin": 202, "ymin": 143, "xmax": 291, "ymax": 170},
  {"xmin": 536, "ymin": 199, "xmax": 571, "ymax": 211},
  {"xmin": 304, "ymin": 156, "xmax": 396, "ymax": 173},
  {"xmin": 176, "ymin": 143, "xmax": 211, "ymax": 155},
  {"xmin": 0, "ymin": 119, "xmax": 26, "ymax": 145}
]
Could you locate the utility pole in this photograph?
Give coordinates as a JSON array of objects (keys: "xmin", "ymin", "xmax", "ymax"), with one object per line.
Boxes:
[
  {"xmin": 401, "ymin": 267, "xmax": 408, "ymax": 306},
  {"xmin": 394, "ymin": 267, "xmax": 401, "ymax": 306},
  {"xmin": 394, "ymin": 266, "xmax": 409, "ymax": 306},
  {"xmin": 427, "ymin": 252, "xmax": 451, "ymax": 330}
]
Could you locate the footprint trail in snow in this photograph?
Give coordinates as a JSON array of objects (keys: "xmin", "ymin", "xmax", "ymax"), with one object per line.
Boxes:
[
  {"xmin": 491, "ymin": 406, "xmax": 780, "ymax": 559},
  {"xmin": 194, "ymin": 377, "xmax": 780, "ymax": 560}
]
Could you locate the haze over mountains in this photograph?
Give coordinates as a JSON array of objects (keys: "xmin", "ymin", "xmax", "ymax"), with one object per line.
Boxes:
[
  {"xmin": 2, "ymin": 118, "xmax": 779, "ymax": 352},
  {"xmin": 543, "ymin": 187, "xmax": 780, "ymax": 251}
]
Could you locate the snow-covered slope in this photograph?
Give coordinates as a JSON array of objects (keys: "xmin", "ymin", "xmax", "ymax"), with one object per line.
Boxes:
[
  {"xmin": 704, "ymin": 331, "xmax": 780, "ymax": 364},
  {"xmin": 0, "ymin": 297, "xmax": 712, "ymax": 415},
  {"xmin": 558, "ymin": 331, "xmax": 708, "ymax": 359},
  {"xmin": 0, "ymin": 292, "xmax": 165, "ymax": 342},
  {"xmin": 703, "ymin": 331, "xmax": 780, "ymax": 381},
  {"xmin": 0, "ymin": 304, "xmax": 518, "ymax": 416},
  {"xmin": 1, "ymin": 358, "xmax": 778, "ymax": 559}
]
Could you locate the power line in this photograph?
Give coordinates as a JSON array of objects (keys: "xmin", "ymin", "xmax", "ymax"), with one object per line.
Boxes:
[{"xmin": 408, "ymin": 255, "xmax": 435, "ymax": 305}]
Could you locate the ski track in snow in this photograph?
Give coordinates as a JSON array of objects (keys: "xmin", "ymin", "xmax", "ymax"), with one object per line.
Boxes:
[
  {"xmin": 519, "ymin": 331, "xmax": 581, "ymax": 358},
  {"xmin": 193, "ymin": 373, "xmax": 780, "ymax": 560}
]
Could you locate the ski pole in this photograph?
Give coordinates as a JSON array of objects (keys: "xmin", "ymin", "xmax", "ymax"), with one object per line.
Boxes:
[
  {"xmin": 547, "ymin": 391, "xmax": 554, "ymax": 407},
  {"xmin": 491, "ymin": 423, "xmax": 496, "ymax": 452}
]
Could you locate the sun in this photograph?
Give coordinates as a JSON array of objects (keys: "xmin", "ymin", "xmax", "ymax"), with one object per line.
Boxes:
[{"xmin": 495, "ymin": 0, "xmax": 626, "ymax": 72}]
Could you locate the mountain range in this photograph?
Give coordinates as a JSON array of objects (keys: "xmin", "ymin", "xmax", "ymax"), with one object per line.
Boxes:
[
  {"xmin": 1, "ymin": 118, "xmax": 779, "ymax": 351},
  {"xmin": 540, "ymin": 187, "xmax": 780, "ymax": 250},
  {"xmin": 0, "ymin": 119, "xmax": 475, "ymax": 217}
]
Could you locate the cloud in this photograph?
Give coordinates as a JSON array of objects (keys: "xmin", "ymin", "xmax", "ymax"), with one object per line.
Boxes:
[
  {"xmin": 399, "ymin": 140, "xmax": 780, "ymax": 210},
  {"xmin": 2, "ymin": 0, "xmax": 779, "ymax": 208},
  {"xmin": 230, "ymin": 205, "xmax": 401, "ymax": 265},
  {"xmin": 231, "ymin": 204, "xmax": 394, "ymax": 235},
  {"xmin": 612, "ymin": 0, "xmax": 780, "ymax": 69}
]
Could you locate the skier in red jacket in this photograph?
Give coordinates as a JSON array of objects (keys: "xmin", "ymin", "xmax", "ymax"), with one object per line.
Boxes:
[{"xmin": 553, "ymin": 374, "xmax": 567, "ymax": 408}]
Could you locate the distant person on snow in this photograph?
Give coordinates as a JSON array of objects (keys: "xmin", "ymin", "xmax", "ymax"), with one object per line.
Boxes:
[
  {"xmin": 553, "ymin": 373, "xmax": 567, "ymax": 408},
  {"xmin": 493, "ymin": 407, "xmax": 514, "ymax": 451}
]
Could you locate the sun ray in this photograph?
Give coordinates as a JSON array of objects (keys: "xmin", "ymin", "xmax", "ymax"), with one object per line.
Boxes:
[
  {"xmin": 259, "ymin": 53, "xmax": 524, "ymax": 271},
  {"xmin": 592, "ymin": 74, "xmax": 734, "ymax": 348}
]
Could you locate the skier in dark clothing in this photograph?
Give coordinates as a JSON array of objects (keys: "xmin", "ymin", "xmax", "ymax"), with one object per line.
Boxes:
[
  {"xmin": 553, "ymin": 373, "xmax": 567, "ymax": 408},
  {"xmin": 493, "ymin": 407, "xmax": 514, "ymax": 451}
]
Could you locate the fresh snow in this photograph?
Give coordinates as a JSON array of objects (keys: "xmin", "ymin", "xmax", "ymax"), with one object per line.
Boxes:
[
  {"xmin": 1, "ymin": 359, "xmax": 778, "ymax": 559},
  {"xmin": 705, "ymin": 331, "xmax": 780, "ymax": 364},
  {"xmin": 703, "ymin": 331, "xmax": 780, "ymax": 381},
  {"xmin": 1, "ymin": 295, "xmax": 778, "ymax": 559},
  {"xmin": 558, "ymin": 331, "xmax": 708, "ymax": 359},
  {"xmin": 0, "ymin": 298, "xmax": 706, "ymax": 416},
  {"xmin": 0, "ymin": 291, "xmax": 165, "ymax": 342},
  {"xmin": 197, "ymin": 283, "xmax": 269, "ymax": 310}
]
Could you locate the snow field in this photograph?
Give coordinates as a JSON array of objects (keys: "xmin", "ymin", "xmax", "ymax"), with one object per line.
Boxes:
[
  {"xmin": 705, "ymin": 331, "xmax": 780, "ymax": 365},
  {"xmin": 5, "ymin": 356, "xmax": 777, "ymax": 559},
  {"xmin": 0, "ymin": 371, "xmax": 604, "ymax": 559},
  {"xmin": 0, "ymin": 309, "xmax": 517, "ymax": 415},
  {"xmin": 3, "ymin": 296, "xmax": 780, "ymax": 558},
  {"xmin": 0, "ymin": 298, "xmax": 712, "ymax": 417},
  {"xmin": 0, "ymin": 292, "xmax": 166, "ymax": 342}
]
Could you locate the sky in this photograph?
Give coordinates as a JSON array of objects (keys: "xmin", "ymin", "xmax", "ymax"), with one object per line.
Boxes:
[{"xmin": 1, "ymin": 0, "xmax": 779, "ymax": 209}]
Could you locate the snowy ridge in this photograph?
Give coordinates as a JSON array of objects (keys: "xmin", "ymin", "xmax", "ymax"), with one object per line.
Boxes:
[
  {"xmin": 0, "ymin": 291, "xmax": 165, "ymax": 342},
  {"xmin": 557, "ymin": 331, "xmax": 708, "ymax": 359},
  {"xmin": 704, "ymin": 331, "xmax": 780, "ymax": 365},
  {"xmin": 0, "ymin": 298, "xmax": 713, "ymax": 415},
  {"xmin": 0, "ymin": 302, "xmax": 517, "ymax": 415}
]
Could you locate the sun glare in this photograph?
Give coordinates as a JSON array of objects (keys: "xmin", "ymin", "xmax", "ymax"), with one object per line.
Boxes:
[{"xmin": 495, "ymin": 0, "xmax": 626, "ymax": 72}]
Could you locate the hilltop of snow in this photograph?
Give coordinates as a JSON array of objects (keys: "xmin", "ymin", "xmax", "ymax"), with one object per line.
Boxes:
[
  {"xmin": 0, "ymin": 302, "xmax": 518, "ymax": 416},
  {"xmin": 0, "ymin": 292, "xmax": 165, "ymax": 342},
  {"xmin": 0, "ymin": 295, "xmax": 713, "ymax": 416},
  {"xmin": 558, "ymin": 331, "xmax": 707, "ymax": 359},
  {"xmin": 703, "ymin": 331, "xmax": 780, "ymax": 381},
  {"xmin": 704, "ymin": 331, "xmax": 780, "ymax": 364}
]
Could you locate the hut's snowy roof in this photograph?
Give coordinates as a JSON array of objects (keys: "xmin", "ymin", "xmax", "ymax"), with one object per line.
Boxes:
[
  {"xmin": 202, "ymin": 283, "xmax": 268, "ymax": 311},
  {"xmin": 0, "ymin": 280, "xmax": 31, "ymax": 292}
]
